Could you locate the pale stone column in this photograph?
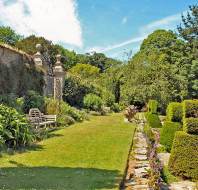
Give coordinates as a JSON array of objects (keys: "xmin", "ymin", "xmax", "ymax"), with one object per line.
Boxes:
[{"xmin": 53, "ymin": 54, "xmax": 65, "ymax": 100}]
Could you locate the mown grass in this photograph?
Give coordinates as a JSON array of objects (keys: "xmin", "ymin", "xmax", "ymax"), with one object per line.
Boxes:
[{"xmin": 0, "ymin": 113, "xmax": 135, "ymax": 190}]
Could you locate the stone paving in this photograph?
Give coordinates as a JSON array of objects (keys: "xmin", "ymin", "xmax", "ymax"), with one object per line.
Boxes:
[{"xmin": 123, "ymin": 121, "xmax": 150, "ymax": 190}]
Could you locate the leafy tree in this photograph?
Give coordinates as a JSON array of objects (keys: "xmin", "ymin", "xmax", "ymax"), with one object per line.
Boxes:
[
  {"xmin": 69, "ymin": 63, "xmax": 100, "ymax": 80},
  {"xmin": 177, "ymin": 5, "xmax": 198, "ymax": 98},
  {"xmin": 0, "ymin": 26, "xmax": 22, "ymax": 46}
]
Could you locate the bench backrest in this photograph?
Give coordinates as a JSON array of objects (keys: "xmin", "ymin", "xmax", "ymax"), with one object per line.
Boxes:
[
  {"xmin": 29, "ymin": 108, "xmax": 42, "ymax": 118},
  {"xmin": 44, "ymin": 115, "xmax": 57, "ymax": 122}
]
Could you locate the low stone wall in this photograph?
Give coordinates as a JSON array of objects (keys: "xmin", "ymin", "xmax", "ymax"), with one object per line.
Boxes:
[{"xmin": 0, "ymin": 44, "xmax": 44, "ymax": 96}]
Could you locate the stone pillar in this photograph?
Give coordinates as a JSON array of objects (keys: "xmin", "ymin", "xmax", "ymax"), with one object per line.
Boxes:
[{"xmin": 53, "ymin": 54, "xmax": 65, "ymax": 100}]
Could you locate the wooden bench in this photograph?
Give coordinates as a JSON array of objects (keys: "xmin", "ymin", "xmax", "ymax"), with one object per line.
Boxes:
[{"xmin": 28, "ymin": 108, "xmax": 57, "ymax": 128}]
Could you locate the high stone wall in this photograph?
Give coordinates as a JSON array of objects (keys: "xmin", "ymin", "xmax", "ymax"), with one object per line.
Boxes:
[{"xmin": 0, "ymin": 44, "xmax": 44, "ymax": 96}]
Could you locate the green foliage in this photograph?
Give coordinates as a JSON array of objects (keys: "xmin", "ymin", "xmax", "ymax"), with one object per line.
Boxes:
[
  {"xmin": 160, "ymin": 121, "xmax": 182, "ymax": 152},
  {"xmin": 145, "ymin": 112, "xmax": 162, "ymax": 128},
  {"xmin": 183, "ymin": 118, "xmax": 198, "ymax": 135},
  {"xmin": 63, "ymin": 76, "xmax": 97, "ymax": 108},
  {"xmin": 45, "ymin": 98, "xmax": 86, "ymax": 125},
  {"xmin": 148, "ymin": 100, "xmax": 158, "ymax": 114},
  {"xmin": 83, "ymin": 94, "xmax": 103, "ymax": 112},
  {"xmin": 0, "ymin": 26, "xmax": 22, "ymax": 46},
  {"xmin": 183, "ymin": 99, "xmax": 198, "ymax": 118},
  {"xmin": 168, "ymin": 131, "xmax": 198, "ymax": 180},
  {"xmin": 0, "ymin": 104, "xmax": 33, "ymax": 148},
  {"xmin": 122, "ymin": 30, "xmax": 188, "ymax": 113},
  {"xmin": 23, "ymin": 91, "xmax": 45, "ymax": 114},
  {"xmin": 166, "ymin": 102, "xmax": 183, "ymax": 122},
  {"xmin": 161, "ymin": 166, "xmax": 179, "ymax": 184},
  {"xmin": 111, "ymin": 103, "xmax": 121, "ymax": 113},
  {"xmin": 144, "ymin": 124, "xmax": 155, "ymax": 143},
  {"xmin": 69, "ymin": 63, "xmax": 100, "ymax": 79},
  {"xmin": 0, "ymin": 94, "xmax": 24, "ymax": 113}
]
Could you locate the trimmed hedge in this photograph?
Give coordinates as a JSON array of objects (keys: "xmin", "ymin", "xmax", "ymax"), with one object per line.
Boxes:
[
  {"xmin": 148, "ymin": 100, "xmax": 158, "ymax": 114},
  {"xmin": 160, "ymin": 121, "xmax": 182, "ymax": 152},
  {"xmin": 183, "ymin": 118, "xmax": 198, "ymax": 135},
  {"xmin": 166, "ymin": 102, "xmax": 183, "ymax": 123},
  {"xmin": 168, "ymin": 131, "xmax": 198, "ymax": 180},
  {"xmin": 183, "ymin": 99, "xmax": 198, "ymax": 118},
  {"xmin": 145, "ymin": 112, "xmax": 162, "ymax": 128}
]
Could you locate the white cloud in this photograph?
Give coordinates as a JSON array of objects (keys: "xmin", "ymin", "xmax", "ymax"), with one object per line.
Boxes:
[
  {"xmin": 0, "ymin": 0, "xmax": 83, "ymax": 47},
  {"xmin": 87, "ymin": 36, "xmax": 145, "ymax": 53},
  {"xmin": 140, "ymin": 12, "xmax": 184, "ymax": 35},
  {"xmin": 122, "ymin": 17, "xmax": 128, "ymax": 24},
  {"xmin": 87, "ymin": 11, "xmax": 185, "ymax": 54}
]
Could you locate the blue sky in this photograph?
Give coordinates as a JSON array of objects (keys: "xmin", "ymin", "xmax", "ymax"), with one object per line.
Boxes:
[{"xmin": 0, "ymin": 0, "xmax": 197, "ymax": 60}]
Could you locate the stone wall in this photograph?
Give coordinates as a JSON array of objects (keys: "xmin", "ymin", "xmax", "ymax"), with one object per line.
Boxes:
[{"xmin": 0, "ymin": 44, "xmax": 44, "ymax": 96}]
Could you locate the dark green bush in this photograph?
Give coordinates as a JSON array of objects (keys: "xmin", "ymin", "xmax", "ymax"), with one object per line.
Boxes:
[
  {"xmin": 183, "ymin": 99, "xmax": 198, "ymax": 118},
  {"xmin": 144, "ymin": 124, "xmax": 155, "ymax": 143},
  {"xmin": 168, "ymin": 131, "xmax": 198, "ymax": 180},
  {"xmin": 160, "ymin": 121, "xmax": 182, "ymax": 152},
  {"xmin": 23, "ymin": 90, "xmax": 45, "ymax": 113},
  {"xmin": 148, "ymin": 100, "xmax": 158, "ymax": 114},
  {"xmin": 145, "ymin": 112, "xmax": 162, "ymax": 128},
  {"xmin": 0, "ymin": 104, "xmax": 33, "ymax": 148},
  {"xmin": 183, "ymin": 118, "xmax": 198, "ymax": 135},
  {"xmin": 83, "ymin": 94, "xmax": 103, "ymax": 112},
  {"xmin": 166, "ymin": 102, "xmax": 183, "ymax": 123}
]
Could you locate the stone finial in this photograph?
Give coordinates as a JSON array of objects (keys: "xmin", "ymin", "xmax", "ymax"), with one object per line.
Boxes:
[
  {"xmin": 54, "ymin": 54, "xmax": 64, "ymax": 73},
  {"xmin": 33, "ymin": 44, "xmax": 43, "ymax": 66},
  {"xmin": 56, "ymin": 54, "xmax": 61, "ymax": 63}
]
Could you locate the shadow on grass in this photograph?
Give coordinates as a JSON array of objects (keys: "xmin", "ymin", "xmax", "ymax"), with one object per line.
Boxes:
[{"xmin": 0, "ymin": 162, "xmax": 121, "ymax": 190}]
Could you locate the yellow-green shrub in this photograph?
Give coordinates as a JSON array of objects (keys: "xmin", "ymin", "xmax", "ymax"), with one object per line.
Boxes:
[
  {"xmin": 168, "ymin": 131, "xmax": 198, "ymax": 180},
  {"xmin": 160, "ymin": 121, "xmax": 182, "ymax": 152},
  {"xmin": 145, "ymin": 112, "xmax": 162, "ymax": 128},
  {"xmin": 148, "ymin": 100, "xmax": 158, "ymax": 114}
]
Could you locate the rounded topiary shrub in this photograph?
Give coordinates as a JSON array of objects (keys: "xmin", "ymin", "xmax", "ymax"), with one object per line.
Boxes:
[
  {"xmin": 83, "ymin": 93, "xmax": 103, "ymax": 112},
  {"xmin": 160, "ymin": 121, "xmax": 182, "ymax": 152},
  {"xmin": 168, "ymin": 131, "xmax": 198, "ymax": 180},
  {"xmin": 166, "ymin": 102, "xmax": 183, "ymax": 123},
  {"xmin": 145, "ymin": 112, "xmax": 162, "ymax": 128},
  {"xmin": 148, "ymin": 100, "xmax": 158, "ymax": 114},
  {"xmin": 183, "ymin": 117, "xmax": 198, "ymax": 135}
]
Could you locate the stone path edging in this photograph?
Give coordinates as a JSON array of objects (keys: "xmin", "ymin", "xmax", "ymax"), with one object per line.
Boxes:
[{"xmin": 121, "ymin": 121, "xmax": 150, "ymax": 190}]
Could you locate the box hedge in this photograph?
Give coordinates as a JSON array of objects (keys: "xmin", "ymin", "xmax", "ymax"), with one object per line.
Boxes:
[
  {"xmin": 183, "ymin": 99, "xmax": 198, "ymax": 118},
  {"xmin": 148, "ymin": 100, "xmax": 158, "ymax": 114},
  {"xmin": 168, "ymin": 131, "xmax": 198, "ymax": 180},
  {"xmin": 183, "ymin": 118, "xmax": 198, "ymax": 135},
  {"xmin": 166, "ymin": 102, "xmax": 183, "ymax": 123},
  {"xmin": 160, "ymin": 121, "xmax": 182, "ymax": 152},
  {"xmin": 145, "ymin": 112, "xmax": 162, "ymax": 128}
]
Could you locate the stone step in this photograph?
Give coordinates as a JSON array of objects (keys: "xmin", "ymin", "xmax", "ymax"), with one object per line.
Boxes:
[
  {"xmin": 134, "ymin": 147, "xmax": 147, "ymax": 155},
  {"xmin": 134, "ymin": 167, "xmax": 149, "ymax": 178},
  {"xmin": 134, "ymin": 154, "xmax": 147, "ymax": 161}
]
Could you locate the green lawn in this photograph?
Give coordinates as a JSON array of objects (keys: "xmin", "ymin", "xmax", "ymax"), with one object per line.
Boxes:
[{"xmin": 0, "ymin": 113, "xmax": 135, "ymax": 190}]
